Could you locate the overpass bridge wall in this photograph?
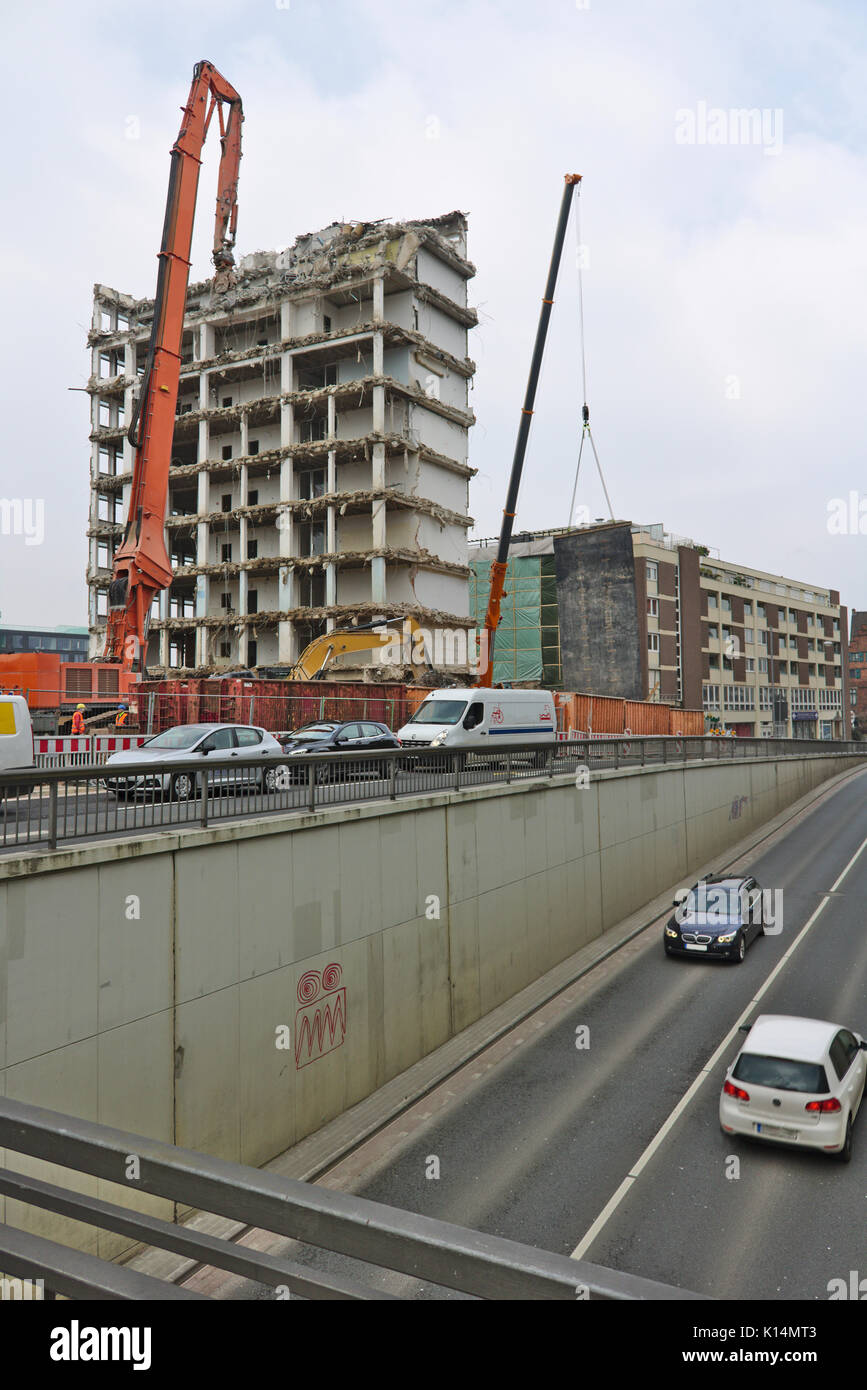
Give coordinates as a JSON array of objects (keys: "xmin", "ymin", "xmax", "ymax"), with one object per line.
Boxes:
[{"xmin": 0, "ymin": 752, "xmax": 859, "ymax": 1255}]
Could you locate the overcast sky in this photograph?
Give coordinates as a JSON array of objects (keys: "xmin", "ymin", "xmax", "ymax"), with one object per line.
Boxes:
[{"xmin": 2, "ymin": 0, "xmax": 867, "ymax": 628}]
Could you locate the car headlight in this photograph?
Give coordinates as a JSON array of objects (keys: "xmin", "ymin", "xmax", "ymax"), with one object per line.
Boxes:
[
  {"xmin": 717, "ymin": 931, "xmax": 738, "ymax": 943},
  {"xmin": 430, "ymin": 733, "xmax": 447, "ymax": 747},
  {"xmin": 665, "ymin": 926, "xmax": 679, "ymax": 938}
]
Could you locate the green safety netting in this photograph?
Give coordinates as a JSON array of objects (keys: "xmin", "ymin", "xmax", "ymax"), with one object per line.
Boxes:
[{"xmin": 469, "ymin": 556, "xmax": 561, "ymax": 686}]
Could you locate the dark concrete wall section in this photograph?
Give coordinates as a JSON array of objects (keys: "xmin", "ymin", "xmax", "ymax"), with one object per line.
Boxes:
[{"xmin": 554, "ymin": 525, "xmax": 643, "ymax": 698}]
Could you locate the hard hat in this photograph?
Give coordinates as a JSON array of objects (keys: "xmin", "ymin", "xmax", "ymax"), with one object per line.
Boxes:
[
  {"xmin": 76, "ymin": 703, "xmax": 86, "ymax": 710},
  {"xmin": 118, "ymin": 704, "xmax": 127, "ymax": 710}
]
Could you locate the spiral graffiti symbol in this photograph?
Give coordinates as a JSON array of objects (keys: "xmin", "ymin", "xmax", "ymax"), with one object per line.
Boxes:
[
  {"xmin": 321, "ymin": 962, "xmax": 342, "ymax": 991},
  {"xmin": 297, "ymin": 971, "xmax": 321, "ymax": 1004}
]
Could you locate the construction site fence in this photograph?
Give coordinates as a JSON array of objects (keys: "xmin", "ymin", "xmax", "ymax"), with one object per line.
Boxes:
[{"xmin": 18, "ymin": 680, "xmax": 705, "ymax": 742}]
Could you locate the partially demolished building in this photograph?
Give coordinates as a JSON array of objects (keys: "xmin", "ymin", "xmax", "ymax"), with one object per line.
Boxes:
[{"xmin": 86, "ymin": 213, "xmax": 476, "ymax": 675}]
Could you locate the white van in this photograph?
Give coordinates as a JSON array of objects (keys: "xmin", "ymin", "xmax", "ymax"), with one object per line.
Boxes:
[
  {"xmin": 398, "ymin": 687, "xmax": 556, "ymax": 751},
  {"xmin": 0, "ymin": 695, "xmax": 35, "ymax": 792}
]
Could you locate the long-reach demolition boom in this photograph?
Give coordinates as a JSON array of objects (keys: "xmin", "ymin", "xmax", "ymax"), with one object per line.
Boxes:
[
  {"xmin": 102, "ymin": 60, "xmax": 243, "ymax": 671},
  {"xmin": 477, "ymin": 174, "xmax": 581, "ymax": 687}
]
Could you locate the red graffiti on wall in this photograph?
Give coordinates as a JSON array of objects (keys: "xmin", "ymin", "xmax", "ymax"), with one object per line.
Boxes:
[{"xmin": 294, "ymin": 963, "xmax": 347, "ymax": 1069}]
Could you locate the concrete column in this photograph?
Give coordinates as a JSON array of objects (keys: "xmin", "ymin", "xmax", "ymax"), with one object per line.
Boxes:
[
  {"xmin": 326, "ymin": 444, "xmax": 336, "ymax": 607},
  {"xmin": 373, "ymin": 274, "xmax": 384, "ymax": 324}
]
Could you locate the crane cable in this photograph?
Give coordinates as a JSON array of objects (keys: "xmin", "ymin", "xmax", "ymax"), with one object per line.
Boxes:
[{"xmin": 568, "ymin": 186, "xmax": 615, "ymax": 525}]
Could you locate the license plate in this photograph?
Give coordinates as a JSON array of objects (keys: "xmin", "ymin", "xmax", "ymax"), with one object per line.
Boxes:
[
  {"xmin": 685, "ymin": 943, "xmax": 707, "ymax": 952},
  {"xmin": 755, "ymin": 1122, "xmax": 798, "ymax": 1139}
]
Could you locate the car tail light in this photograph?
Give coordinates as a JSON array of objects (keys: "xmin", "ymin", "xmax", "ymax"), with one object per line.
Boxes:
[
  {"xmin": 805, "ymin": 1097, "xmax": 842, "ymax": 1113},
  {"xmin": 724, "ymin": 1080, "xmax": 750, "ymax": 1102}
]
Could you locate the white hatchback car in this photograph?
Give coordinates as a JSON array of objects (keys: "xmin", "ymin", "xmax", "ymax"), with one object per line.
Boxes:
[
  {"xmin": 103, "ymin": 723, "xmax": 283, "ymax": 800},
  {"xmin": 720, "ymin": 1014, "xmax": 867, "ymax": 1162}
]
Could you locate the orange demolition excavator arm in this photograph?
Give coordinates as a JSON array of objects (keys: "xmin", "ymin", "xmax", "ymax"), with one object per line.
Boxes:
[{"xmin": 102, "ymin": 60, "xmax": 243, "ymax": 670}]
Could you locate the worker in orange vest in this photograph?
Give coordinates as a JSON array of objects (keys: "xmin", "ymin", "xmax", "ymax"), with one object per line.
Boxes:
[
  {"xmin": 71, "ymin": 704, "xmax": 86, "ymax": 735},
  {"xmin": 115, "ymin": 704, "xmax": 129, "ymax": 728}
]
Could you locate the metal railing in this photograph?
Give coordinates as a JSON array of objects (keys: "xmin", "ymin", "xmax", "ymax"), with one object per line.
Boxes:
[
  {"xmin": 0, "ymin": 1097, "xmax": 704, "ymax": 1300},
  {"xmin": 1, "ymin": 737, "xmax": 864, "ymax": 854}
]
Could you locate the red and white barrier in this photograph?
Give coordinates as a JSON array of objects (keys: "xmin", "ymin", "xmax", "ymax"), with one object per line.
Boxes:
[{"xmin": 34, "ymin": 735, "xmax": 148, "ymax": 767}]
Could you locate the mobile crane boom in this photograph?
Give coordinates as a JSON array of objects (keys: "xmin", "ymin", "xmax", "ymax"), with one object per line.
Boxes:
[
  {"xmin": 102, "ymin": 60, "xmax": 243, "ymax": 670},
  {"xmin": 477, "ymin": 174, "xmax": 581, "ymax": 687}
]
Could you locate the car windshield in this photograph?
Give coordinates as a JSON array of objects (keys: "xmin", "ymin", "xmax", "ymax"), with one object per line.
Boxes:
[
  {"xmin": 683, "ymin": 885, "xmax": 744, "ymax": 924},
  {"xmin": 409, "ymin": 700, "xmax": 468, "ymax": 726},
  {"xmin": 144, "ymin": 726, "xmax": 209, "ymax": 750},
  {"xmin": 288, "ymin": 727, "xmax": 335, "ymax": 742},
  {"xmin": 733, "ymin": 1053, "xmax": 829, "ymax": 1094}
]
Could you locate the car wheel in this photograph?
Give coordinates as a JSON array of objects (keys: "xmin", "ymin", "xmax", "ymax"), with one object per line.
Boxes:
[
  {"xmin": 838, "ymin": 1115, "xmax": 853, "ymax": 1163},
  {"xmin": 733, "ymin": 934, "xmax": 746, "ymax": 963},
  {"xmin": 261, "ymin": 766, "xmax": 279, "ymax": 794},
  {"xmin": 171, "ymin": 772, "xmax": 198, "ymax": 802}
]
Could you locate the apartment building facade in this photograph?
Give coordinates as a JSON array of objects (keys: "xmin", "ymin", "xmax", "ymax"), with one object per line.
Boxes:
[
  {"xmin": 848, "ymin": 611, "xmax": 867, "ymax": 734},
  {"xmin": 86, "ymin": 213, "xmax": 476, "ymax": 674},
  {"xmin": 556, "ymin": 521, "xmax": 848, "ymax": 738},
  {"xmin": 478, "ymin": 521, "xmax": 849, "ymax": 737}
]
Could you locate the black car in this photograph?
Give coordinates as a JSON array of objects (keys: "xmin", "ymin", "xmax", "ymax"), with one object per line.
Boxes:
[
  {"xmin": 277, "ymin": 720, "xmax": 400, "ymax": 782},
  {"xmin": 664, "ymin": 873, "xmax": 765, "ymax": 963}
]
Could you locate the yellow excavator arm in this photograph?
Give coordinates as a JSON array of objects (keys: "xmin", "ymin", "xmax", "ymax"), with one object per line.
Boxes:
[{"xmin": 289, "ymin": 619, "xmax": 431, "ymax": 681}]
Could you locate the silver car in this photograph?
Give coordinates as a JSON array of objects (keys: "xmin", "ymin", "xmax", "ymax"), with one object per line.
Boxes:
[{"xmin": 102, "ymin": 723, "xmax": 283, "ymax": 800}]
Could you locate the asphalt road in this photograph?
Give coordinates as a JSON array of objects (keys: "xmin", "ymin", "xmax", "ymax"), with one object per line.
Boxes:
[
  {"xmin": 349, "ymin": 766, "xmax": 867, "ymax": 1299},
  {"xmin": 208, "ymin": 764, "xmax": 867, "ymax": 1301}
]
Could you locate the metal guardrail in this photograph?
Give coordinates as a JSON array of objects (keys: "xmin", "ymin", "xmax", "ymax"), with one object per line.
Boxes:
[
  {"xmin": 0, "ymin": 1097, "xmax": 706, "ymax": 1300},
  {"xmin": 1, "ymin": 737, "xmax": 864, "ymax": 853}
]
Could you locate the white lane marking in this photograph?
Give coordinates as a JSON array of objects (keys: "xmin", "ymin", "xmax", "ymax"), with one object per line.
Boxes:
[{"xmin": 570, "ymin": 832, "xmax": 867, "ymax": 1261}]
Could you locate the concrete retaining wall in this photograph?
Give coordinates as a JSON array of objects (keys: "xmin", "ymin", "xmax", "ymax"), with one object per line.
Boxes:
[{"xmin": 0, "ymin": 752, "xmax": 860, "ymax": 1255}]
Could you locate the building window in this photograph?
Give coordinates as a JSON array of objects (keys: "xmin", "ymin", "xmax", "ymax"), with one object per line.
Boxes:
[
  {"xmin": 298, "ymin": 521, "xmax": 326, "ymax": 557},
  {"xmin": 248, "ymin": 590, "xmax": 258, "ymax": 614},
  {"xmin": 222, "ymin": 445, "xmax": 233, "ymax": 461},
  {"xmin": 648, "ymin": 633, "xmax": 660, "ymax": 652},
  {"xmin": 299, "ymin": 468, "xmax": 326, "ymax": 500},
  {"xmin": 247, "ymin": 539, "xmax": 258, "ymax": 559},
  {"xmin": 721, "ymin": 597, "xmax": 731, "ymax": 613},
  {"xmin": 221, "ymin": 544, "xmax": 232, "ymax": 562},
  {"xmin": 743, "ymin": 601, "xmax": 752, "ymax": 616},
  {"xmin": 759, "ymin": 631, "xmax": 768, "ymax": 647},
  {"xmin": 757, "ymin": 604, "xmax": 766, "ymax": 620},
  {"xmin": 708, "ymin": 593, "xmax": 718, "ymax": 609},
  {"xmin": 220, "ymin": 642, "xmax": 231, "ymax": 658},
  {"xmin": 323, "ymin": 315, "xmax": 332, "ymax": 332},
  {"xmin": 707, "ymin": 625, "xmax": 718, "ymax": 640},
  {"xmin": 248, "ymin": 641, "xmax": 257, "ymax": 666},
  {"xmin": 247, "ymin": 489, "xmax": 258, "ymax": 506},
  {"xmin": 221, "ymin": 592, "xmax": 232, "ymax": 609},
  {"xmin": 299, "ymin": 419, "xmax": 326, "ymax": 443},
  {"xmin": 744, "ymin": 628, "xmax": 754, "ymax": 645},
  {"xmin": 221, "ymin": 494, "xmax": 232, "ymax": 512},
  {"xmin": 646, "ymin": 562, "xmax": 658, "ymax": 583},
  {"xmin": 647, "ymin": 597, "xmax": 658, "ymax": 617},
  {"xmin": 222, "ymin": 396, "xmax": 232, "ymax": 408},
  {"xmin": 759, "ymin": 658, "xmax": 768, "ymax": 673},
  {"xmin": 248, "ymin": 440, "xmax": 259, "ymax": 455},
  {"xmin": 746, "ymin": 658, "xmax": 755, "ymax": 672}
]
